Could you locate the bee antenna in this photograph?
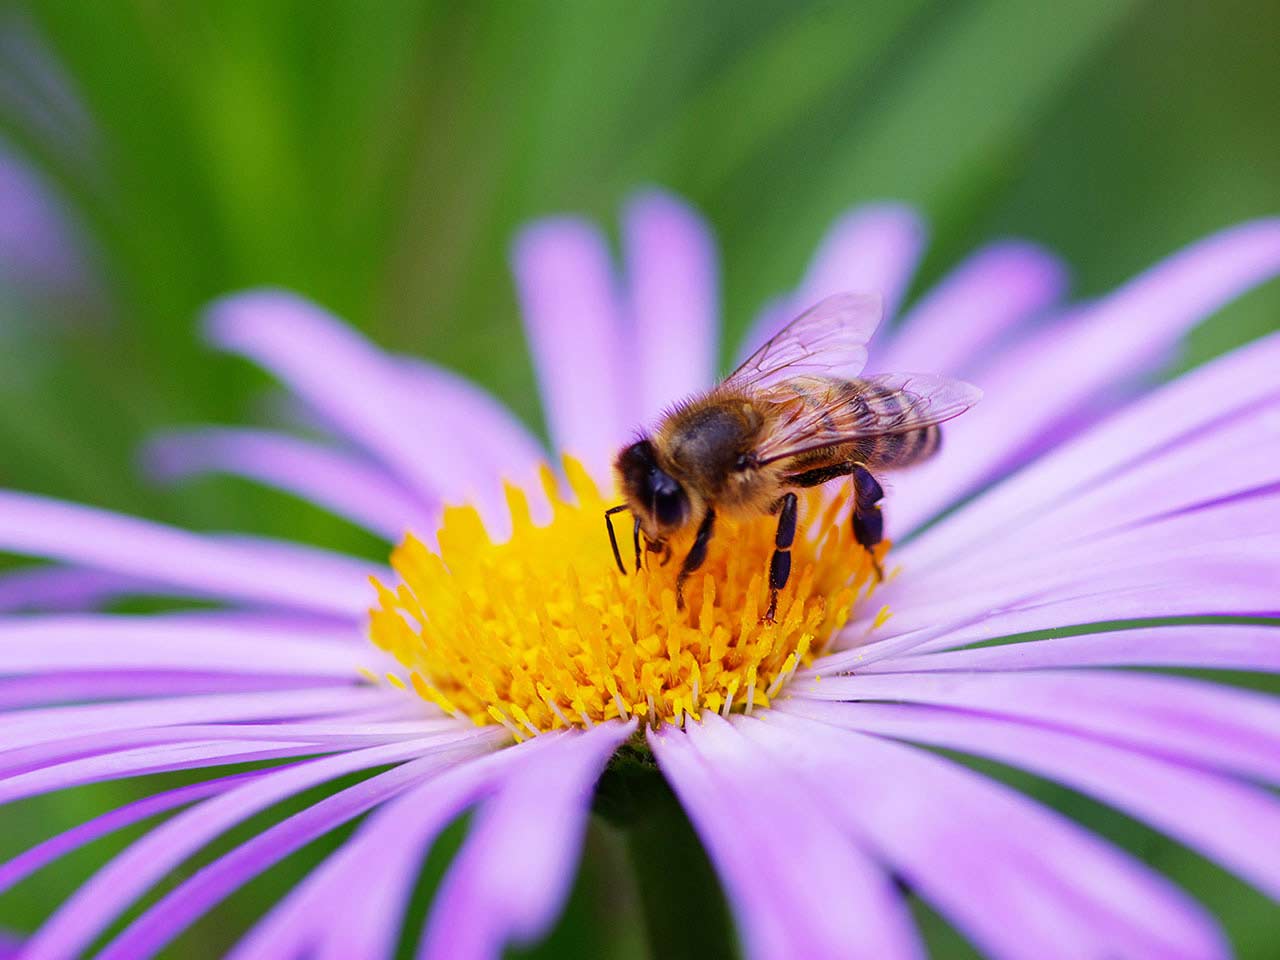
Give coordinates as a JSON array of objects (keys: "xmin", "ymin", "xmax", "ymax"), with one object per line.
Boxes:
[{"xmin": 604, "ymin": 504, "xmax": 630, "ymax": 575}]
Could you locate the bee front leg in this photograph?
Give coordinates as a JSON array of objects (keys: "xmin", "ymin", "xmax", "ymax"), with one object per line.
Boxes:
[
  {"xmin": 763, "ymin": 492, "xmax": 798, "ymax": 623},
  {"xmin": 851, "ymin": 464, "xmax": 885, "ymax": 581},
  {"xmin": 675, "ymin": 508, "xmax": 716, "ymax": 610}
]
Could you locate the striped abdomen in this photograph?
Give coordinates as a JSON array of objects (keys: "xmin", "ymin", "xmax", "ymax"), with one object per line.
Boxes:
[{"xmin": 769, "ymin": 375, "xmax": 943, "ymax": 471}]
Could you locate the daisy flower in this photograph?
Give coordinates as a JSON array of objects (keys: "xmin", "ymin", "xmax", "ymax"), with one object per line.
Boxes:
[{"xmin": 2, "ymin": 189, "xmax": 1279, "ymax": 959}]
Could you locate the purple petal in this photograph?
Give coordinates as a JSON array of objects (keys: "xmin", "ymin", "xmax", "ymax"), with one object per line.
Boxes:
[
  {"xmin": 420, "ymin": 721, "xmax": 633, "ymax": 959},
  {"xmin": 512, "ymin": 218, "xmax": 630, "ymax": 480},
  {"xmin": 0, "ymin": 672, "xmax": 347, "ymax": 710},
  {"xmin": 0, "ymin": 490, "xmax": 380, "ymax": 615},
  {"xmin": 0, "ymin": 142, "xmax": 93, "ymax": 298},
  {"xmin": 859, "ymin": 624, "xmax": 1280, "ymax": 674},
  {"xmin": 0, "ymin": 741, "xmax": 327, "ymax": 806},
  {"xmin": 875, "ymin": 240, "xmax": 1067, "ymax": 375},
  {"xmin": 206, "ymin": 291, "xmax": 521, "ymax": 511},
  {"xmin": 145, "ymin": 427, "xmax": 437, "ymax": 541},
  {"xmin": 3, "ymin": 682, "xmax": 402, "ymax": 751},
  {"xmin": 395, "ymin": 358, "xmax": 549, "ymax": 526},
  {"xmin": 888, "ymin": 220, "xmax": 1280, "ymax": 535},
  {"xmin": 623, "ymin": 190, "xmax": 720, "ymax": 422},
  {"xmin": 0, "ymin": 613, "xmax": 371, "ymax": 679},
  {"xmin": 790, "ymin": 669, "xmax": 1280, "ymax": 784},
  {"xmin": 795, "ymin": 204, "xmax": 926, "ymax": 317},
  {"xmin": 94, "ymin": 732, "xmax": 507, "ymax": 960},
  {"xmin": 229, "ymin": 733, "xmax": 559, "ymax": 960},
  {"xmin": 651, "ymin": 716, "xmax": 924, "ymax": 960},
  {"xmin": 0, "ymin": 566, "xmax": 158, "ymax": 614},
  {"xmin": 905, "ymin": 330, "xmax": 1280, "ymax": 570},
  {"xmin": 0, "ymin": 772, "xmax": 260, "ymax": 895},
  {"xmin": 20, "ymin": 734, "xmax": 495, "ymax": 960},
  {"xmin": 751, "ymin": 710, "xmax": 1227, "ymax": 959},
  {"xmin": 739, "ymin": 204, "xmax": 925, "ymax": 357},
  {"xmin": 789, "ymin": 699, "xmax": 1280, "ymax": 900}
]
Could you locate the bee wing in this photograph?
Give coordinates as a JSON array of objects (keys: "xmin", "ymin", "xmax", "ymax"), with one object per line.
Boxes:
[
  {"xmin": 719, "ymin": 292, "xmax": 882, "ymax": 394},
  {"xmin": 754, "ymin": 372, "xmax": 983, "ymax": 465}
]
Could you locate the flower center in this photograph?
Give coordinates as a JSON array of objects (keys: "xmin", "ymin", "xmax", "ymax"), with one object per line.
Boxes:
[{"xmin": 368, "ymin": 458, "xmax": 884, "ymax": 738}]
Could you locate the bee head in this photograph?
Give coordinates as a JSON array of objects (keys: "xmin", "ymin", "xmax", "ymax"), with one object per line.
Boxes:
[{"xmin": 614, "ymin": 438, "xmax": 690, "ymax": 536}]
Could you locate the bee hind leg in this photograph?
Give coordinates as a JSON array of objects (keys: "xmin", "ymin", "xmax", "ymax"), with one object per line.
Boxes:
[
  {"xmin": 675, "ymin": 508, "xmax": 716, "ymax": 610},
  {"xmin": 763, "ymin": 492, "xmax": 798, "ymax": 623},
  {"xmin": 851, "ymin": 464, "xmax": 885, "ymax": 581}
]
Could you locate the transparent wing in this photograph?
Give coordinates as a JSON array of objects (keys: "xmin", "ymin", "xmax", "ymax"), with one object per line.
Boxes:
[
  {"xmin": 720, "ymin": 292, "xmax": 882, "ymax": 394},
  {"xmin": 754, "ymin": 372, "xmax": 983, "ymax": 465}
]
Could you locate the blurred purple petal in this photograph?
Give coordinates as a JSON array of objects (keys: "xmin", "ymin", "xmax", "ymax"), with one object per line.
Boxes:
[
  {"xmin": 0, "ymin": 489, "xmax": 380, "ymax": 616},
  {"xmin": 876, "ymin": 240, "xmax": 1067, "ymax": 374},
  {"xmin": 889, "ymin": 219, "xmax": 1280, "ymax": 534},
  {"xmin": 0, "ymin": 672, "xmax": 350, "ymax": 710},
  {"xmin": 23, "ymin": 735, "xmax": 495, "ymax": 960},
  {"xmin": 791, "ymin": 669, "xmax": 1280, "ymax": 784},
  {"xmin": 146, "ymin": 427, "xmax": 437, "ymax": 542},
  {"xmin": 421, "ymin": 721, "xmax": 633, "ymax": 959},
  {"xmin": 739, "ymin": 204, "xmax": 925, "ymax": 357},
  {"xmin": 0, "ymin": 142, "xmax": 93, "ymax": 300},
  {"xmin": 623, "ymin": 189, "xmax": 720, "ymax": 422},
  {"xmin": 753, "ymin": 711, "xmax": 1229, "ymax": 959},
  {"xmin": 792, "ymin": 699, "xmax": 1280, "ymax": 900},
  {"xmin": 512, "ymin": 219, "xmax": 629, "ymax": 480},
  {"xmin": 206, "ymin": 291, "xmax": 520, "ymax": 518},
  {"xmin": 651, "ymin": 716, "xmax": 924, "ymax": 960},
  {"xmin": 0, "ymin": 566, "xmax": 159, "ymax": 613}
]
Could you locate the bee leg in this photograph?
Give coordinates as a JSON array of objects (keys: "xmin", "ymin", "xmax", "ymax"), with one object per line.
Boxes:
[
  {"xmin": 763, "ymin": 492, "xmax": 798, "ymax": 623},
  {"xmin": 851, "ymin": 464, "xmax": 885, "ymax": 581},
  {"xmin": 633, "ymin": 516, "xmax": 644, "ymax": 572},
  {"xmin": 675, "ymin": 508, "xmax": 716, "ymax": 610},
  {"xmin": 605, "ymin": 504, "xmax": 629, "ymax": 575}
]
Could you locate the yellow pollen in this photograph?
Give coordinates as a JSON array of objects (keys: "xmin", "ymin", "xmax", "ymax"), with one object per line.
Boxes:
[{"xmin": 368, "ymin": 457, "xmax": 886, "ymax": 736}]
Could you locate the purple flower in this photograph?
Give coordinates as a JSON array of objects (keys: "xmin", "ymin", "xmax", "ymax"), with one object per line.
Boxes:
[{"xmin": 2, "ymin": 189, "xmax": 1279, "ymax": 958}]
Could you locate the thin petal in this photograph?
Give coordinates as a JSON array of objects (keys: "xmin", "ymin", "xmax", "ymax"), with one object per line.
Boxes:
[
  {"xmin": 21, "ymin": 734, "xmax": 496, "ymax": 960},
  {"xmin": 94, "ymin": 733, "xmax": 506, "ymax": 960},
  {"xmin": 889, "ymin": 220, "xmax": 1280, "ymax": 534},
  {"xmin": 753, "ymin": 710, "xmax": 1227, "ymax": 959},
  {"xmin": 2, "ymin": 683, "xmax": 402, "ymax": 751},
  {"xmin": 790, "ymin": 699, "xmax": 1280, "ymax": 900},
  {"xmin": 206, "ymin": 291, "xmax": 519, "ymax": 511},
  {"xmin": 512, "ymin": 218, "xmax": 629, "ymax": 480},
  {"xmin": 859, "ymin": 624, "xmax": 1280, "ymax": 675},
  {"xmin": 876, "ymin": 240, "xmax": 1067, "ymax": 375},
  {"xmin": 229, "ymin": 734, "xmax": 560, "ymax": 960},
  {"xmin": 420, "ymin": 721, "xmax": 633, "ymax": 958},
  {"xmin": 0, "ymin": 566, "xmax": 155, "ymax": 614},
  {"xmin": 0, "ymin": 491, "xmax": 380, "ymax": 616},
  {"xmin": 651, "ymin": 716, "xmax": 923, "ymax": 960},
  {"xmin": 738, "ymin": 204, "xmax": 925, "ymax": 357},
  {"xmin": 790, "ymin": 669, "xmax": 1280, "ymax": 784},
  {"xmin": 0, "ymin": 772, "xmax": 259, "ymax": 895},
  {"xmin": 623, "ymin": 189, "xmax": 720, "ymax": 422},
  {"xmin": 145, "ymin": 427, "xmax": 437, "ymax": 541},
  {"xmin": 901, "ymin": 333, "xmax": 1280, "ymax": 571}
]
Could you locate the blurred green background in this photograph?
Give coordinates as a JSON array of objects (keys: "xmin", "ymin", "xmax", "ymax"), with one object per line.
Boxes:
[{"xmin": 0, "ymin": 1, "xmax": 1277, "ymax": 957}]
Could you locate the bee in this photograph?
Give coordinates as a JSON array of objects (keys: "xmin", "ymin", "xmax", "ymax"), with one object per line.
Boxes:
[{"xmin": 605, "ymin": 292, "xmax": 981, "ymax": 621}]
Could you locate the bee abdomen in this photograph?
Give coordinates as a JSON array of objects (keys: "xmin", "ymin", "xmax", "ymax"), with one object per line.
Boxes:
[{"xmin": 850, "ymin": 377, "xmax": 943, "ymax": 469}]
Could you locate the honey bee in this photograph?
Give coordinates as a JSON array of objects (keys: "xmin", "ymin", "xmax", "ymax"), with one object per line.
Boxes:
[{"xmin": 605, "ymin": 292, "xmax": 981, "ymax": 621}]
